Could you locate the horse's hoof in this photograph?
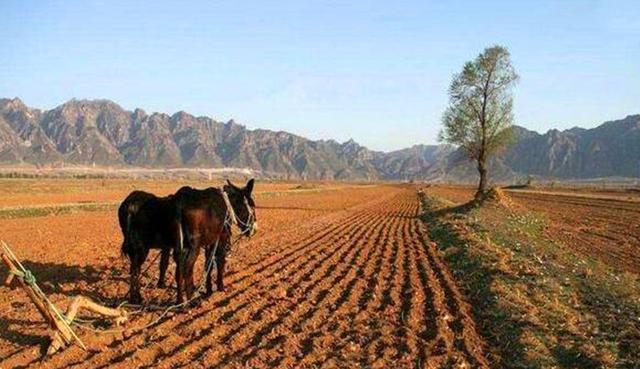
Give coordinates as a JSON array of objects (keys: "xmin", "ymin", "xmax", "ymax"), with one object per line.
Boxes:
[{"xmin": 129, "ymin": 296, "xmax": 143, "ymax": 305}]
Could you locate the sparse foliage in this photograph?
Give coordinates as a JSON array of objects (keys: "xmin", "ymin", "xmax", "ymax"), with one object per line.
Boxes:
[{"xmin": 440, "ymin": 45, "xmax": 518, "ymax": 201}]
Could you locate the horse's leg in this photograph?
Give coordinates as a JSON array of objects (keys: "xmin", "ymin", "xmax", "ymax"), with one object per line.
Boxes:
[
  {"xmin": 184, "ymin": 246, "xmax": 199, "ymax": 301},
  {"xmin": 157, "ymin": 248, "xmax": 170, "ymax": 288},
  {"xmin": 215, "ymin": 245, "xmax": 227, "ymax": 292},
  {"xmin": 128, "ymin": 260, "xmax": 140, "ymax": 304},
  {"xmin": 173, "ymin": 231, "xmax": 187, "ymax": 304},
  {"xmin": 204, "ymin": 246, "xmax": 214, "ymax": 296},
  {"xmin": 129, "ymin": 248, "xmax": 148, "ymax": 304},
  {"xmin": 173, "ymin": 249, "xmax": 184, "ymax": 305}
]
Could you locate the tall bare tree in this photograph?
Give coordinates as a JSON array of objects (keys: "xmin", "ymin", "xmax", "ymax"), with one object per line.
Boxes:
[{"xmin": 440, "ymin": 45, "xmax": 519, "ymax": 201}]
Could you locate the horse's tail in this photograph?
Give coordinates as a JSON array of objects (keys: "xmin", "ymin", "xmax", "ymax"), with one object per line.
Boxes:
[{"xmin": 121, "ymin": 206, "xmax": 135, "ymax": 260}]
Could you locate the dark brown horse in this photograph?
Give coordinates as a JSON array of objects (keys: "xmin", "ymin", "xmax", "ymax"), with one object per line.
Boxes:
[
  {"xmin": 118, "ymin": 191, "xmax": 180, "ymax": 304},
  {"xmin": 173, "ymin": 179, "xmax": 257, "ymax": 304}
]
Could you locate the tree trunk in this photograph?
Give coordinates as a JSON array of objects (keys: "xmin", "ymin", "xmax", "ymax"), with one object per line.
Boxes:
[{"xmin": 475, "ymin": 158, "xmax": 488, "ymax": 201}]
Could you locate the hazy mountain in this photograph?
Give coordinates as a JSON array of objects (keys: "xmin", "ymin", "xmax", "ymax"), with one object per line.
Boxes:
[
  {"xmin": 0, "ymin": 98, "xmax": 387, "ymax": 179},
  {"xmin": 0, "ymin": 98, "xmax": 638, "ymax": 181},
  {"xmin": 503, "ymin": 116, "xmax": 640, "ymax": 179},
  {"xmin": 374, "ymin": 144, "xmax": 456, "ymax": 180}
]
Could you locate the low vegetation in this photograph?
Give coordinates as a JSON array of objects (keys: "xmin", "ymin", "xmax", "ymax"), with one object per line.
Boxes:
[
  {"xmin": 0, "ymin": 202, "xmax": 117, "ymax": 219},
  {"xmin": 420, "ymin": 191, "xmax": 640, "ymax": 368}
]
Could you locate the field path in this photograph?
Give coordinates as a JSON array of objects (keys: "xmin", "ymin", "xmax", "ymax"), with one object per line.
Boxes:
[{"xmin": 1, "ymin": 186, "xmax": 488, "ymax": 368}]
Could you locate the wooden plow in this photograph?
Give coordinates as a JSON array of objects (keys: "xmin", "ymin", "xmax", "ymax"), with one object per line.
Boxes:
[{"xmin": 1, "ymin": 240, "xmax": 128, "ymax": 356}]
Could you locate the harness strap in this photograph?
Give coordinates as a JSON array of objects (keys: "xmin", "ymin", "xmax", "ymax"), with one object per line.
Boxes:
[{"xmin": 221, "ymin": 191, "xmax": 238, "ymax": 228}]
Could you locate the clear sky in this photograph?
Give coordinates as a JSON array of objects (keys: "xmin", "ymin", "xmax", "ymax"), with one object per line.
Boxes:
[{"xmin": 1, "ymin": 1, "xmax": 638, "ymax": 151}]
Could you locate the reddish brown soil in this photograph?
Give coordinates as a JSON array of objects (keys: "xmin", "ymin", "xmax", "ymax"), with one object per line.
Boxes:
[
  {"xmin": 509, "ymin": 191, "xmax": 640, "ymax": 274},
  {"xmin": 0, "ymin": 185, "xmax": 488, "ymax": 368},
  {"xmin": 514, "ymin": 186, "xmax": 640, "ymax": 202},
  {"xmin": 427, "ymin": 185, "xmax": 640, "ymax": 274}
]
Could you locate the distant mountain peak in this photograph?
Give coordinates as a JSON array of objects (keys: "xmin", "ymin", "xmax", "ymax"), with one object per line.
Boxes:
[
  {"xmin": 342, "ymin": 138, "xmax": 360, "ymax": 149},
  {"xmin": 0, "ymin": 97, "xmax": 27, "ymax": 110}
]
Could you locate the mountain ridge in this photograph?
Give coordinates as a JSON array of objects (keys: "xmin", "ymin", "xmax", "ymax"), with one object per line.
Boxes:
[{"xmin": 1, "ymin": 97, "xmax": 638, "ymax": 181}]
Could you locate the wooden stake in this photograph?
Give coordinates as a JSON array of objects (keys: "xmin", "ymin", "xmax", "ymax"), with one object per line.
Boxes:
[
  {"xmin": 1, "ymin": 253, "xmax": 55, "ymax": 326},
  {"xmin": 1, "ymin": 247, "xmax": 77, "ymax": 352},
  {"xmin": 1, "ymin": 241, "xmax": 127, "ymax": 356}
]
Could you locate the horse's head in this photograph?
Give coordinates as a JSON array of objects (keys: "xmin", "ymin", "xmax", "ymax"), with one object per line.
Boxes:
[{"xmin": 223, "ymin": 178, "xmax": 258, "ymax": 237}]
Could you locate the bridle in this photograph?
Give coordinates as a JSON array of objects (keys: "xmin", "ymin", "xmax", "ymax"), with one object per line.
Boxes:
[{"xmin": 221, "ymin": 190, "xmax": 256, "ymax": 238}]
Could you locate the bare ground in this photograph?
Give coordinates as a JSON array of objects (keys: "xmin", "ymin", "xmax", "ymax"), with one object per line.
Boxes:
[{"xmin": 0, "ymin": 184, "xmax": 489, "ymax": 368}]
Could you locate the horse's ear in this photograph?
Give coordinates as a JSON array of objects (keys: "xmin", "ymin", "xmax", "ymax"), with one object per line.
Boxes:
[
  {"xmin": 226, "ymin": 179, "xmax": 240, "ymax": 190},
  {"xmin": 224, "ymin": 179, "xmax": 238, "ymax": 194},
  {"xmin": 245, "ymin": 179, "xmax": 255, "ymax": 194}
]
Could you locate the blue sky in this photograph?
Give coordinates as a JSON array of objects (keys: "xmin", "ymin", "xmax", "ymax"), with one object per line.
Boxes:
[{"xmin": 1, "ymin": 1, "xmax": 638, "ymax": 151}]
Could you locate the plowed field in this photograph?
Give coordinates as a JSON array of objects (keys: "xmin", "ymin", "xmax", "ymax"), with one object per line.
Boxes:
[{"xmin": 0, "ymin": 184, "xmax": 488, "ymax": 368}]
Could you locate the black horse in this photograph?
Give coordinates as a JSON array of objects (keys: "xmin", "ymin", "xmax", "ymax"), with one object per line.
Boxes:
[
  {"xmin": 173, "ymin": 179, "xmax": 257, "ymax": 304},
  {"xmin": 118, "ymin": 191, "xmax": 180, "ymax": 304}
]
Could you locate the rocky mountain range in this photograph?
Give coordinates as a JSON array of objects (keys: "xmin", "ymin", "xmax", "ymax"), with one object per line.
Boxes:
[{"xmin": 0, "ymin": 97, "xmax": 638, "ymax": 181}]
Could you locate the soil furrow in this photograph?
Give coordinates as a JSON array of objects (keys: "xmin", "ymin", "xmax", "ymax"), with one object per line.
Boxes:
[
  {"xmin": 78, "ymin": 204, "xmax": 383, "ymax": 369},
  {"xmin": 205, "ymin": 203, "xmax": 392, "ymax": 367},
  {"xmin": 0, "ymin": 186, "xmax": 493, "ymax": 369},
  {"xmin": 130, "ymin": 197, "xmax": 392, "ymax": 368},
  {"xmin": 271, "ymin": 197, "xmax": 405, "ymax": 367},
  {"xmin": 412, "ymin": 218, "xmax": 490, "ymax": 368}
]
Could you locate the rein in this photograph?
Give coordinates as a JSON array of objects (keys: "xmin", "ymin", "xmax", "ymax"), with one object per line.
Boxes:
[{"xmin": 221, "ymin": 189, "xmax": 256, "ymax": 253}]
